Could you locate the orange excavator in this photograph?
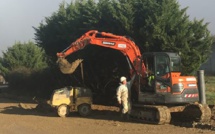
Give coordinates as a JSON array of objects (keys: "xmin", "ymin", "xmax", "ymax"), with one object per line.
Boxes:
[{"xmin": 57, "ymin": 30, "xmax": 211, "ymax": 124}]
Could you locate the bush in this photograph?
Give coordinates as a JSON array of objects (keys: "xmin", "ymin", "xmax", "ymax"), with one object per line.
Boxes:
[
  {"xmin": 8, "ymin": 67, "xmax": 32, "ymax": 90},
  {"xmin": 7, "ymin": 66, "xmax": 64, "ymax": 99}
]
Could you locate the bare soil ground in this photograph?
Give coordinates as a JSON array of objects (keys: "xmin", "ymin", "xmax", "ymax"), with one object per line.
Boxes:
[
  {"xmin": 0, "ymin": 85, "xmax": 215, "ymax": 134},
  {"xmin": 0, "ymin": 96, "xmax": 214, "ymax": 134}
]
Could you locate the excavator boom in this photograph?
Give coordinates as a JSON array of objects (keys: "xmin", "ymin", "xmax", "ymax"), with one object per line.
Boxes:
[{"xmin": 57, "ymin": 30, "xmax": 145, "ymax": 76}]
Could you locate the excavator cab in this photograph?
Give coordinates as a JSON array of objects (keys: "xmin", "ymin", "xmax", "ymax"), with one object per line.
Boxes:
[
  {"xmin": 140, "ymin": 52, "xmax": 175, "ymax": 91},
  {"xmin": 137, "ymin": 52, "xmax": 199, "ymax": 104}
]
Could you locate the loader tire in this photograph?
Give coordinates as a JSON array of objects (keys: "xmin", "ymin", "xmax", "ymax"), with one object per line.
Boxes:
[
  {"xmin": 57, "ymin": 104, "xmax": 69, "ymax": 117},
  {"xmin": 78, "ymin": 104, "xmax": 91, "ymax": 116}
]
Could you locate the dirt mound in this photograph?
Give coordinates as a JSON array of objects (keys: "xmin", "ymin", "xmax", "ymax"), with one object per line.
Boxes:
[
  {"xmin": 18, "ymin": 100, "xmax": 54, "ymax": 114},
  {"xmin": 19, "ymin": 103, "xmax": 36, "ymax": 110},
  {"xmin": 210, "ymin": 105, "xmax": 215, "ymax": 120},
  {"xmin": 92, "ymin": 105, "xmax": 119, "ymax": 112}
]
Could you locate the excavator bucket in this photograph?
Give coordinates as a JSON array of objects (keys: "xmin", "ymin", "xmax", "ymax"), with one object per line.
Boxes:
[{"xmin": 57, "ymin": 58, "xmax": 83, "ymax": 74}]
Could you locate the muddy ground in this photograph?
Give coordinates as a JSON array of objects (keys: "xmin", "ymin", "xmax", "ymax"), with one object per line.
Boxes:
[{"xmin": 0, "ymin": 92, "xmax": 215, "ymax": 134}]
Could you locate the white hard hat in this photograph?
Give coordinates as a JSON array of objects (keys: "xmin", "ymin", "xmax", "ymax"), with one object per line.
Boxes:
[{"xmin": 120, "ymin": 76, "xmax": 126, "ymax": 82}]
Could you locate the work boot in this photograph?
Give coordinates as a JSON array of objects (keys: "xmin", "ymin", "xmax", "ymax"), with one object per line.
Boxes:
[
  {"xmin": 124, "ymin": 113, "xmax": 130, "ymax": 121},
  {"xmin": 121, "ymin": 113, "xmax": 129, "ymax": 121},
  {"xmin": 120, "ymin": 113, "xmax": 123, "ymax": 118}
]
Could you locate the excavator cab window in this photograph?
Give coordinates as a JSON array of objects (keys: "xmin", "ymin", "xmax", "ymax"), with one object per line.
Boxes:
[
  {"xmin": 155, "ymin": 55, "xmax": 170, "ymax": 77},
  {"xmin": 169, "ymin": 56, "xmax": 180, "ymax": 72},
  {"xmin": 154, "ymin": 53, "xmax": 172, "ymax": 93},
  {"xmin": 140, "ymin": 53, "xmax": 173, "ymax": 94},
  {"xmin": 140, "ymin": 54, "xmax": 156, "ymax": 93}
]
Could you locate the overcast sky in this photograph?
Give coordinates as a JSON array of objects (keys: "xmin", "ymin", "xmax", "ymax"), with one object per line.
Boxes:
[{"xmin": 0, "ymin": 0, "xmax": 215, "ymax": 55}]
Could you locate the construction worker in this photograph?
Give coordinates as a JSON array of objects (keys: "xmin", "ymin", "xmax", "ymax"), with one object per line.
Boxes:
[
  {"xmin": 116, "ymin": 76, "xmax": 129, "ymax": 119},
  {"xmin": 148, "ymin": 74, "xmax": 155, "ymax": 87},
  {"xmin": 146, "ymin": 69, "xmax": 154, "ymax": 87}
]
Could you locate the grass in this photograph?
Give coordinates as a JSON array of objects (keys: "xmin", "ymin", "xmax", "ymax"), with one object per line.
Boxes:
[{"xmin": 205, "ymin": 75, "xmax": 215, "ymax": 105}]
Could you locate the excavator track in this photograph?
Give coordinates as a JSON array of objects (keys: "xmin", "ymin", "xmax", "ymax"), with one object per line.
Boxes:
[
  {"xmin": 130, "ymin": 103, "xmax": 211, "ymax": 125},
  {"xmin": 130, "ymin": 104, "xmax": 171, "ymax": 124},
  {"xmin": 171, "ymin": 103, "xmax": 212, "ymax": 123}
]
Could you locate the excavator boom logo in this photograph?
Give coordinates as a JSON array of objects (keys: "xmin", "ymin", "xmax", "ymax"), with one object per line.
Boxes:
[{"xmin": 102, "ymin": 41, "xmax": 115, "ymax": 46}]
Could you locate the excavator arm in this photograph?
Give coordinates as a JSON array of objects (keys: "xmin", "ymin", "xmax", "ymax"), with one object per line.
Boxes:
[{"xmin": 57, "ymin": 30, "xmax": 146, "ymax": 76}]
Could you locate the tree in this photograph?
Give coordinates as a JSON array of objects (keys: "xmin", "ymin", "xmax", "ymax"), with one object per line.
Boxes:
[
  {"xmin": 34, "ymin": 0, "xmax": 99, "ymax": 60},
  {"xmin": 34, "ymin": 0, "xmax": 213, "ymax": 75},
  {"xmin": 131, "ymin": 0, "xmax": 213, "ymax": 74},
  {"xmin": 0, "ymin": 41, "xmax": 48, "ymax": 76}
]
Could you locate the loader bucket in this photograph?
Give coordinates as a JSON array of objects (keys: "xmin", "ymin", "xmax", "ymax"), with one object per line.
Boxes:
[{"xmin": 57, "ymin": 58, "xmax": 83, "ymax": 74}]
